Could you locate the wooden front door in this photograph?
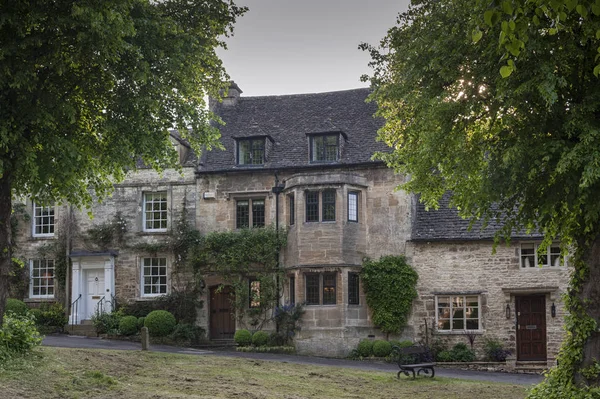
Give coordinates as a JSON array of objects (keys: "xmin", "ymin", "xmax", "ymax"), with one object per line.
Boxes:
[
  {"xmin": 516, "ymin": 295, "xmax": 547, "ymax": 361},
  {"xmin": 210, "ymin": 286, "xmax": 235, "ymax": 340}
]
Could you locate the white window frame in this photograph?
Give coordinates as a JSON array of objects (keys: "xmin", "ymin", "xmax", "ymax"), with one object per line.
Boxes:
[
  {"xmin": 29, "ymin": 259, "xmax": 55, "ymax": 299},
  {"xmin": 140, "ymin": 257, "xmax": 168, "ymax": 298},
  {"xmin": 142, "ymin": 192, "xmax": 168, "ymax": 232},
  {"xmin": 32, "ymin": 202, "xmax": 55, "ymax": 237},
  {"xmin": 435, "ymin": 295, "xmax": 481, "ymax": 333},
  {"xmin": 520, "ymin": 242, "xmax": 564, "ymax": 269}
]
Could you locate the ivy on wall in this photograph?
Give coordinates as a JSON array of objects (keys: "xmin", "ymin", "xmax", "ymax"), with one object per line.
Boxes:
[
  {"xmin": 361, "ymin": 255, "xmax": 418, "ymax": 336},
  {"xmin": 191, "ymin": 226, "xmax": 287, "ymax": 329}
]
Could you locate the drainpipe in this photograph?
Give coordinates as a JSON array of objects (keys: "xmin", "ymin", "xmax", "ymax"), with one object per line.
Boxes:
[
  {"xmin": 64, "ymin": 205, "xmax": 72, "ymax": 313},
  {"xmin": 271, "ymin": 173, "xmax": 285, "ymax": 333}
]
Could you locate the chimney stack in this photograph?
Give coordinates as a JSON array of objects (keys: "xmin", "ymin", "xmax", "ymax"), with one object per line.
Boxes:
[{"xmin": 222, "ymin": 81, "xmax": 242, "ymax": 107}]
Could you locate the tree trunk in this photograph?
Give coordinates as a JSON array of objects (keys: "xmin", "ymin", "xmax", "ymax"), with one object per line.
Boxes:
[
  {"xmin": 0, "ymin": 173, "xmax": 12, "ymax": 328},
  {"xmin": 575, "ymin": 232, "xmax": 600, "ymax": 386}
]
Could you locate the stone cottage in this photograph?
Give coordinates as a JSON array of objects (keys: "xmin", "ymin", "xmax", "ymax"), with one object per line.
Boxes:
[{"xmin": 10, "ymin": 84, "xmax": 569, "ymax": 363}]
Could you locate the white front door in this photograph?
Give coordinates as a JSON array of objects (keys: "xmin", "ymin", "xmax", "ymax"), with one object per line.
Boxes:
[{"xmin": 85, "ymin": 269, "xmax": 105, "ymax": 319}]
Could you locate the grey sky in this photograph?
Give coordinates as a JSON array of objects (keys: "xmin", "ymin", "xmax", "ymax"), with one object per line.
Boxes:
[{"xmin": 218, "ymin": 0, "xmax": 410, "ymax": 96}]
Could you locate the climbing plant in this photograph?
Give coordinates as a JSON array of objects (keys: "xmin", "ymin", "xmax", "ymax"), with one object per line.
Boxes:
[
  {"xmin": 191, "ymin": 226, "xmax": 287, "ymax": 329},
  {"xmin": 83, "ymin": 212, "xmax": 128, "ymax": 250},
  {"xmin": 361, "ymin": 255, "xmax": 418, "ymax": 336}
]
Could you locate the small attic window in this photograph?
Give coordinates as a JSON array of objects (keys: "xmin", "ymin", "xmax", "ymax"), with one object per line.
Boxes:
[
  {"xmin": 310, "ymin": 134, "xmax": 339, "ymax": 162},
  {"xmin": 237, "ymin": 137, "xmax": 265, "ymax": 166}
]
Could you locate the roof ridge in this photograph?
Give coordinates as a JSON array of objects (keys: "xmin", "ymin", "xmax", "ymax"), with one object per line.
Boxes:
[{"xmin": 240, "ymin": 87, "xmax": 371, "ymax": 100}]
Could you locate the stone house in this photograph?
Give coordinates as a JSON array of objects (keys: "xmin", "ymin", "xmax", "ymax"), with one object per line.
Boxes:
[{"xmin": 10, "ymin": 84, "xmax": 569, "ymax": 363}]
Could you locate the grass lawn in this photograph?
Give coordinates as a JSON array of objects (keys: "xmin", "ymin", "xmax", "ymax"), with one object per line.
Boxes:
[{"xmin": 0, "ymin": 347, "xmax": 528, "ymax": 399}]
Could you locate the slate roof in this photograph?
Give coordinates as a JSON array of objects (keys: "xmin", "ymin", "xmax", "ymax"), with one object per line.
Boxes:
[
  {"xmin": 198, "ymin": 88, "xmax": 387, "ymax": 173},
  {"xmin": 412, "ymin": 192, "xmax": 544, "ymax": 241}
]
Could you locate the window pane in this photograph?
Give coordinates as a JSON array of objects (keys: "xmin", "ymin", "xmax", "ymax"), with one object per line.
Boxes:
[
  {"xmin": 144, "ymin": 193, "xmax": 167, "ymax": 231},
  {"xmin": 521, "ymin": 243, "xmax": 535, "ymax": 268},
  {"xmin": 238, "ymin": 140, "xmax": 250, "ymax": 164},
  {"xmin": 306, "ymin": 192, "xmax": 319, "ymax": 222},
  {"xmin": 305, "ymin": 275, "xmax": 320, "ymax": 305},
  {"xmin": 289, "ymin": 195, "xmax": 295, "ymax": 226},
  {"xmin": 312, "ymin": 136, "xmax": 324, "ymax": 161},
  {"xmin": 252, "ymin": 200, "xmax": 265, "ymax": 227},
  {"xmin": 466, "ymin": 319, "xmax": 479, "ymax": 330},
  {"xmin": 251, "ymin": 139, "xmax": 265, "ymax": 165},
  {"xmin": 452, "ymin": 319, "xmax": 465, "ymax": 329},
  {"xmin": 348, "ymin": 192, "xmax": 358, "ymax": 222},
  {"xmin": 550, "ymin": 245, "xmax": 562, "ymax": 267},
  {"xmin": 322, "ymin": 190, "xmax": 336, "ymax": 222},
  {"xmin": 323, "ymin": 273, "xmax": 336, "ymax": 305},
  {"xmin": 236, "ymin": 200, "xmax": 250, "ymax": 228},
  {"xmin": 348, "ymin": 272, "xmax": 360, "ymax": 305},
  {"xmin": 249, "ymin": 280, "xmax": 261, "ymax": 308}
]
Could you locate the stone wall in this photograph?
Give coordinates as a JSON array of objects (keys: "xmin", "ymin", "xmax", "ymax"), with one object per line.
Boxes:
[{"xmin": 406, "ymin": 240, "xmax": 570, "ymax": 366}]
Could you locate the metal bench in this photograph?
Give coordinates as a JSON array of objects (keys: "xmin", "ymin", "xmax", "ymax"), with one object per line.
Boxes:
[{"xmin": 392, "ymin": 345, "xmax": 436, "ymax": 379}]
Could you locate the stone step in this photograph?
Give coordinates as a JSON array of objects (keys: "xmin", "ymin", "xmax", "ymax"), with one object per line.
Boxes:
[
  {"xmin": 68, "ymin": 324, "xmax": 98, "ymax": 337},
  {"xmin": 514, "ymin": 361, "xmax": 547, "ymax": 374}
]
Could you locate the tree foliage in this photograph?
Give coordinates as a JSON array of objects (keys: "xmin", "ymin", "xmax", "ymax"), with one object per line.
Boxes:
[
  {"xmin": 0, "ymin": 0, "xmax": 246, "ymax": 324},
  {"xmin": 362, "ymin": 0, "xmax": 600, "ymax": 395},
  {"xmin": 361, "ymin": 256, "xmax": 418, "ymax": 335}
]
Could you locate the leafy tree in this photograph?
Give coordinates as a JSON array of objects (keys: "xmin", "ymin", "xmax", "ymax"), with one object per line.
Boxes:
[
  {"xmin": 0, "ymin": 0, "xmax": 246, "ymax": 326},
  {"xmin": 362, "ymin": 0, "xmax": 600, "ymax": 395}
]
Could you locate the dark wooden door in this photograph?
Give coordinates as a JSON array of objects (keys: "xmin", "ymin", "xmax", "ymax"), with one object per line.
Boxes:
[
  {"xmin": 210, "ymin": 286, "xmax": 235, "ymax": 340},
  {"xmin": 516, "ymin": 295, "xmax": 547, "ymax": 361}
]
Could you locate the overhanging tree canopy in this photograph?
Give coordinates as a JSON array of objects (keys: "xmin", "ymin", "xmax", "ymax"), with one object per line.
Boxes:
[
  {"xmin": 0, "ymin": 0, "xmax": 245, "ymax": 324},
  {"xmin": 362, "ymin": 0, "xmax": 600, "ymax": 396}
]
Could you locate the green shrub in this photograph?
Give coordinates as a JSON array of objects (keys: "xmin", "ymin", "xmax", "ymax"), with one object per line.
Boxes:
[
  {"xmin": 36, "ymin": 303, "xmax": 68, "ymax": 329},
  {"xmin": 234, "ymin": 329, "xmax": 252, "ymax": 347},
  {"xmin": 144, "ymin": 310, "xmax": 176, "ymax": 337},
  {"xmin": 5, "ymin": 298, "xmax": 28, "ymax": 316},
  {"xmin": 137, "ymin": 317, "xmax": 146, "ymax": 330},
  {"xmin": 449, "ymin": 342, "xmax": 476, "ymax": 362},
  {"xmin": 92, "ymin": 310, "xmax": 123, "ymax": 335},
  {"xmin": 484, "ymin": 338, "xmax": 511, "ymax": 362},
  {"xmin": 252, "ymin": 330, "xmax": 269, "ymax": 347},
  {"xmin": 119, "ymin": 316, "xmax": 139, "ymax": 336},
  {"xmin": 170, "ymin": 323, "xmax": 205, "ymax": 344},
  {"xmin": 436, "ymin": 350, "xmax": 452, "ymax": 362},
  {"xmin": 372, "ymin": 340, "xmax": 392, "ymax": 357},
  {"xmin": 357, "ymin": 339, "xmax": 374, "ymax": 357},
  {"xmin": 120, "ymin": 301, "xmax": 156, "ymax": 318},
  {"xmin": 389, "ymin": 339, "xmax": 413, "ymax": 349},
  {"xmin": 0, "ymin": 313, "xmax": 42, "ymax": 356},
  {"xmin": 271, "ymin": 303, "xmax": 305, "ymax": 345},
  {"xmin": 29, "ymin": 308, "xmax": 43, "ymax": 322}
]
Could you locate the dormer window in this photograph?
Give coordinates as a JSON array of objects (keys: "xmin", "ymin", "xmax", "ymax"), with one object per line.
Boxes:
[
  {"xmin": 237, "ymin": 138, "xmax": 265, "ymax": 165},
  {"xmin": 310, "ymin": 134, "xmax": 339, "ymax": 162}
]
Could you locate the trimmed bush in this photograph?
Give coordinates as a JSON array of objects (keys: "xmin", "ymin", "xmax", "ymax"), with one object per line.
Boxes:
[
  {"xmin": 372, "ymin": 340, "xmax": 392, "ymax": 357},
  {"xmin": 119, "ymin": 316, "xmax": 139, "ymax": 336},
  {"xmin": 389, "ymin": 339, "xmax": 413, "ymax": 349},
  {"xmin": 170, "ymin": 323, "xmax": 205, "ymax": 344},
  {"xmin": 144, "ymin": 310, "xmax": 176, "ymax": 337},
  {"xmin": 6, "ymin": 298, "xmax": 28, "ymax": 316},
  {"xmin": 436, "ymin": 350, "xmax": 452, "ymax": 362},
  {"xmin": 234, "ymin": 329, "xmax": 252, "ymax": 347},
  {"xmin": 137, "ymin": 317, "xmax": 146, "ymax": 330},
  {"xmin": 252, "ymin": 330, "xmax": 269, "ymax": 347},
  {"xmin": 37, "ymin": 303, "xmax": 68, "ymax": 328},
  {"xmin": 92, "ymin": 310, "xmax": 123, "ymax": 335},
  {"xmin": 357, "ymin": 339, "xmax": 374, "ymax": 357},
  {"xmin": 449, "ymin": 342, "xmax": 476, "ymax": 362}
]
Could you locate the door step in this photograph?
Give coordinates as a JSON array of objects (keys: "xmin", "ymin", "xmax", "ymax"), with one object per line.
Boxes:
[
  {"xmin": 514, "ymin": 361, "xmax": 547, "ymax": 374},
  {"xmin": 193, "ymin": 340, "xmax": 236, "ymax": 349},
  {"xmin": 68, "ymin": 324, "xmax": 98, "ymax": 337}
]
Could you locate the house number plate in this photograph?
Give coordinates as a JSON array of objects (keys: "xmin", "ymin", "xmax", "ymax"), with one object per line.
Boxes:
[{"xmin": 526, "ymin": 325, "xmax": 537, "ymax": 330}]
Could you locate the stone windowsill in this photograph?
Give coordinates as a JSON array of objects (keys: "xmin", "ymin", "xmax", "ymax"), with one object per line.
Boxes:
[{"xmin": 434, "ymin": 330, "xmax": 485, "ymax": 335}]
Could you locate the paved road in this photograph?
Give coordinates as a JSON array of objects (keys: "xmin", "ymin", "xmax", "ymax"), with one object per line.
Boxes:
[{"xmin": 42, "ymin": 335, "xmax": 544, "ymax": 385}]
